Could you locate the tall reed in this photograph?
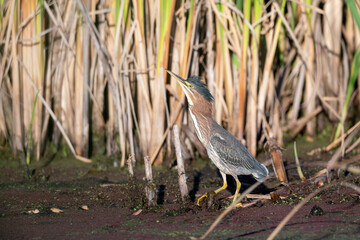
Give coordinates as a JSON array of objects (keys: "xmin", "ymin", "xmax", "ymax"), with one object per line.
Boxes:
[{"xmin": 0, "ymin": 0, "xmax": 359, "ymax": 166}]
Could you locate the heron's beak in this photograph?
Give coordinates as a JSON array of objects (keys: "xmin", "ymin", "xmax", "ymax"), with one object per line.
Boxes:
[{"xmin": 166, "ymin": 70, "xmax": 186, "ymax": 86}]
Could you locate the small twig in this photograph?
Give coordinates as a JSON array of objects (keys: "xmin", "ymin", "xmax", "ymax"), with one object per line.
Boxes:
[
  {"xmin": 100, "ymin": 183, "xmax": 121, "ymax": 187},
  {"xmin": 173, "ymin": 124, "xmax": 189, "ymax": 202},
  {"xmin": 226, "ymin": 193, "xmax": 286, "ymax": 200},
  {"xmin": 294, "ymin": 142, "xmax": 306, "ymax": 181},
  {"xmin": 308, "ymin": 168, "xmax": 327, "ymax": 180},
  {"xmin": 241, "ymin": 199, "xmax": 265, "ymax": 208}
]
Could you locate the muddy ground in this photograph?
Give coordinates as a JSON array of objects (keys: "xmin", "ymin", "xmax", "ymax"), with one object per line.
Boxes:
[{"xmin": 0, "ymin": 137, "xmax": 360, "ymax": 239}]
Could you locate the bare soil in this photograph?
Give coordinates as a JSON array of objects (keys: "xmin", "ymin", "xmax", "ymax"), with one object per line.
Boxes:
[{"xmin": 0, "ymin": 139, "xmax": 359, "ymax": 239}]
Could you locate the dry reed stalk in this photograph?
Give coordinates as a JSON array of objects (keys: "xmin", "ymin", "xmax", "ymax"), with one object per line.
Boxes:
[
  {"xmin": 303, "ymin": 43, "xmax": 316, "ymax": 141},
  {"xmin": 302, "ymin": 0, "xmax": 316, "ymax": 142},
  {"xmin": 217, "ymin": 3, "xmax": 234, "ymax": 131},
  {"xmin": 74, "ymin": 10, "xmax": 85, "ymax": 155},
  {"xmin": 133, "ymin": 0, "xmax": 152, "ymax": 157},
  {"xmin": 123, "ymin": 60, "xmax": 136, "ymax": 163},
  {"xmin": 173, "ymin": 0, "xmax": 197, "ymax": 129},
  {"xmin": 20, "ymin": 0, "xmax": 33, "ymax": 137},
  {"xmin": 246, "ymin": 0, "xmax": 263, "ymax": 157},
  {"xmin": 236, "ymin": 1, "xmax": 250, "ymax": 140},
  {"xmin": 214, "ymin": 23, "xmax": 224, "ymax": 125},
  {"xmin": 33, "ymin": 0, "xmax": 44, "ymax": 160},
  {"xmin": 258, "ymin": 0, "xmax": 286, "ymax": 130},
  {"xmin": 168, "ymin": 19, "xmax": 182, "ymax": 144},
  {"xmin": 110, "ymin": 3, "xmax": 129, "ymax": 163},
  {"xmin": 105, "ymin": 0, "xmax": 116, "ymax": 156},
  {"xmin": 0, "ymin": 1, "xmax": 12, "ymax": 106},
  {"xmin": 173, "ymin": 124, "xmax": 189, "ymax": 202},
  {"xmin": 11, "ymin": 0, "xmax": 23, "ymax": 156},
  {"xmin": 323, "ymin": 0, "xmax": 343, "ymax": 126},
  {"xmin": 0, "ymin": 88, "xmax": 6, "ymax": 139},
  {"xmin": 206, "ymin": 0, "xmax": 215, "ymax": 96},
  {"xmin": 82, "ymin": 0, "xmax": 90, "ymax": 157},
  {"xmin": 150, "ymin": 1, "xmax": 176, "ymax": 165}
]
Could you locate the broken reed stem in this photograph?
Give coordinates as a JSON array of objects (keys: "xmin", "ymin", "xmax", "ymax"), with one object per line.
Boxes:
[
  {"xmin": 144, "ymin": 156, "xmax": 156, "ymax": 207},
  {"xmin": 173, "ymin": 124, "xmax": 189, "ymax": 202},
  {"xmin": 266, "ymin": 138, "xmax": 288, "ymax": 183},
  {"xmin": 267, "ymin": 181, "xmax": 360, "ymax": 240},
  {"xmin": 294, "ymin": 142, "xmax": 306, "ymax": 181}
]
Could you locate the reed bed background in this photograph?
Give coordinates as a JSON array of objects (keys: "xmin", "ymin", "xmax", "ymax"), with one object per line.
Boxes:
[{"xmin": 0, "ymin": 0, "xmax": 360, "ymax": 168}]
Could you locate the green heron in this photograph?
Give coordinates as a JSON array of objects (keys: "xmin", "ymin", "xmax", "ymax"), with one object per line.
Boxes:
[{"xmin": 167, "ymin": 70, "xmax": 269, "ymax": 206}]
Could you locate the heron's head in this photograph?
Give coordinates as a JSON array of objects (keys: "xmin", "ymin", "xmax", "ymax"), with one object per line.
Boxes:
[{"xmin": 166, "ymin": 70, "xmax": 214, "ymax": 106}]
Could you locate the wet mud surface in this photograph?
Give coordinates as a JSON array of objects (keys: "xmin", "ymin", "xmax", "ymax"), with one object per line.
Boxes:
[{"xmin": 0, "ymin": 144, "xmax": 359, "ymax": 239}]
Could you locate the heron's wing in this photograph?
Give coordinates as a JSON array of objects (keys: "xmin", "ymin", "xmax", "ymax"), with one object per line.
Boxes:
[
  {"xmin": 210, "ymin": 122, "xmax": 268, "ymax": 178},
  {"xmin": 210, "ymin": 132, "xmax": 255, "ymax": 170}
]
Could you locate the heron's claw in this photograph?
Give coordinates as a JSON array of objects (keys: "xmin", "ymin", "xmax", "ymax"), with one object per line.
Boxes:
[{"xmin": 197, "ymin": 193, "xmax": 208, "ymax": 206}]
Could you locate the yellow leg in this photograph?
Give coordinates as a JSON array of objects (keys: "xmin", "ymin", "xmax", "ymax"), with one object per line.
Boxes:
[
  {"xmin": 232, "ymin": 175, "xmax": 242, "ymax": 207},
  {"xmin": 215, "ymin": 171, "xmax": 228, "ymax": 194},
  {"xmin": 197, "ymin": 171, "xmax": 227, "ymax": 206}
]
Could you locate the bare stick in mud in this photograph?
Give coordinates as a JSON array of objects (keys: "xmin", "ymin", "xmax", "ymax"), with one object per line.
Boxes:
[
  {"xmin": 144, "ymin": 156, "xmax": 156, "ymax": 207},
  {"xmin": 173, "ymin": 124, "xmax": 189, "ymax": 202},
  {"xmin": 127, "ymin": 155, "xmax": 134, "ymax": 177}
]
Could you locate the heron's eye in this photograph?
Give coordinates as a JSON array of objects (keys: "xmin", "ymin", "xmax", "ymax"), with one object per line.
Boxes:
[{"xmin": 187, "ymin": 83, "xmax": 194, "ymax": 88}]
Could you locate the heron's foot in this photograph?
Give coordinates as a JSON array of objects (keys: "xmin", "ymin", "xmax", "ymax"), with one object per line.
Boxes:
[
  {"xmin": 197, "ymin": 193, "xmax": 208, "ymax": 206},
  {"xmin": 197, "ymin": 191, "xmax": 218, "ymax": 209}
]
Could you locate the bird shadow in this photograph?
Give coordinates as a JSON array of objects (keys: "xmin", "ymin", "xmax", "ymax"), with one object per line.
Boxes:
[
  {"xmin": 220, "ymin": 170, "xmax": 272, "ymax": 195},
  {"xmin": 189, "ymin": 171, "xmax": 202, "ymax": 202},
  {"xmin": 157, "ymin": 185, "xmax": 166, "ymax": 205}
]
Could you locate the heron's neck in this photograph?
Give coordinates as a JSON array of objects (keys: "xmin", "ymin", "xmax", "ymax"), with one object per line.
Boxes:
[{"xmin": 188, "ymin": 100, "xmax": 213, "ymax": 147}]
